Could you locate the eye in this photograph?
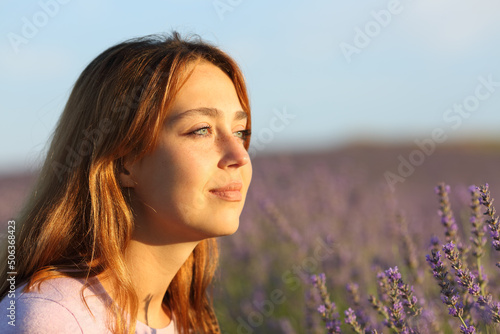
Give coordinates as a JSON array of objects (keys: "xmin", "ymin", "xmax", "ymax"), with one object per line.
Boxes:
[
  {"xmin": 234, "ymin": 129, "xmax": 251, "ymax": 141},
  {"xmin": 190, "ymin": 126, "xmax": 211, "ymax": 136}
]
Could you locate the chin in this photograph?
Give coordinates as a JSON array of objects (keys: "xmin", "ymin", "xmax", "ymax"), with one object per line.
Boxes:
[
  {"xmin": 201, "ymin": 218, "xmax": 240, "ymax": 238},
  {"xmin": 219, "ymin": 220, "xmax": 240, "ymax": 236}
]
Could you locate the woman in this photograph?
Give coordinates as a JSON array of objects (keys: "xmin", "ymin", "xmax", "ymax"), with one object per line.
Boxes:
[{"xmin": 0, "ymin": 32, "xmax": 252, "ymax": 333}]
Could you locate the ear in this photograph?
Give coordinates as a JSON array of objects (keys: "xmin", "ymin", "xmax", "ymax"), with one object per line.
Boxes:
[{"xmin": 118, "ymin": 157, "xmax": 137, "ymax": 188}]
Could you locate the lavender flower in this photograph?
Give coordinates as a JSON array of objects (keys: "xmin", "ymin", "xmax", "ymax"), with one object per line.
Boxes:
[
  {"xmin": 346, "ymin": 283, "xmax": 372, "ymax": 331},
  {"xmin": 346, "ymin": 283, "xmax": 360, "ymax": 305},
  {"xmin": 478, "ymin": 183, "xmax": 500, "ymax": 267},
  {"xmin": 442, "ymin": 242, "xmax": 481, "ymax": 297},
  {"xmin": 469, "ymin": 185, "xmax": 487, "ymax": 259},
  {"xmin": 426, "ymin": 248, "xmax": 467, "ymax": 324},
  {"xmin": 383, "ymin": 266, "xmax": 420, "ymax": 317},
  {"xmin": 398, "ymin": 283, "xmax": 420, "ymax": 316},
  {"xmin": 310, "ymin": 273, "xmax": 342, "ymax": 333},
  {"xmin": 384, "ymin": 268, "xmax": 406, "ymax": 331},
  {"xmin": 435, "ymin": 183, "xmax": 461, "ymax": 247},
  {"xmin": 376, "ymin": 271, "xmax": 390, "ymax": 304},
  {"xmin": 344, "ymin": 308, "xmax": 364, "ymax": 334},
  {"xmin": 426, "ymin": 250, "xmax": 451, "ymax": 292},
  {"xmin": 430, "ymin": 235, "xmax": 440, "ymax": 247},
  {"xmin": 469, "ymin": 185, "xmax": 488, "ymax": 295},
  {"xmin": 490, "ymin": 302, "xmax": 500, "ymax": 323},
  {"xmin": 373, "ymin": 267, "xmax": 419, "ymax": 333},
  {"xmin": 442, "ymin": 294, "xmax": 466, "ymax": 321},
  {"xmin": 369, "ymin": 294, "xmax": 390, "ymax": 324},
  {"xmin": 459, "ymin": 321, "xmax": 476, "ymax": 334},
  {"xmin": 386, "ymin": 266, "xmax": 402, "ymax": 283},
  {"xmin": 476, "ymin": 297, "xmax": 500, "ymax": 324}
]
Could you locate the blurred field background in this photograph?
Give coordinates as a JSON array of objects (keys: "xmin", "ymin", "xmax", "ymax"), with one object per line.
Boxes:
[
  {"xmin": 214, "ymin": 142, "xmax": 500, "ymax": 333},
  {"xmin": 2, "ymin": 142, "xmax": 500, "ymax": 333}
]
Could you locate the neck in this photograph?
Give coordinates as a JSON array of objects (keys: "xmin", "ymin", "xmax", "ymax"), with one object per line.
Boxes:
[{"xmin": 100, "ymin": 239, "xmax": 199, "ymax": 329}]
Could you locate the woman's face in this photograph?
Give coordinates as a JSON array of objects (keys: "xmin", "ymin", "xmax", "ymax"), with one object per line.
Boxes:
[{"xmin": 123, "ymin": 61, "xmax": 252, "ymax": 244}]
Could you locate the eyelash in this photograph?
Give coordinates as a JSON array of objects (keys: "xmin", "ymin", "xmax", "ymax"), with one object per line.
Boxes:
[
  {"xmin": 190, "ymin": 126, "xmax": 212, "ymax": 136},
  {"xmin": 189, "ymin": 126, "xmax": 251, "ymax": 141},
  {"xmin": 235, "ymin": 129, "xmax": 252, "ymax": 141}
]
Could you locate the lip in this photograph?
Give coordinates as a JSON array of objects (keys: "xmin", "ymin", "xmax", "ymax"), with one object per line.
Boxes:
[{"xmin": 209, "ymin": 181, "xmax": 243, "ymax": 202}]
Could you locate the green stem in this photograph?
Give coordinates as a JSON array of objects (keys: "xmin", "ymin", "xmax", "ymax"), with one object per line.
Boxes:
[
  {"xmin": 477, "ymin": 257, "xmax": 486, "ymax": 296},
  {"xmin": 458, "ymin": 314, "xmax": 467, "ymax": 328}
]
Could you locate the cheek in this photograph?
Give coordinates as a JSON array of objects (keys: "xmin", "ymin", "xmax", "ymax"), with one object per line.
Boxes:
[
  {"xmin": 161, "ymin": 149, "xmax": 212, "ymax": 203},
  {"xmin": 243, "ymin": 162, "xmax": 253, "ymax": 190},
  {"xmin": 134, "ymin": 159, "xmax": 205, "ymax": 222}
]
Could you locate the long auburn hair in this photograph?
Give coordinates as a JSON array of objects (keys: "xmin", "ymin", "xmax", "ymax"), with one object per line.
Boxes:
[{"xmin": 0, "ymin": 32, "xmax": 251, "ymax": 334}]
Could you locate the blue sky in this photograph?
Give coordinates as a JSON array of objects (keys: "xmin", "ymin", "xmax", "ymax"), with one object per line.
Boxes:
[{"xmin": 1, "ymin": 0, "xmax": 500, "ymax": 173}]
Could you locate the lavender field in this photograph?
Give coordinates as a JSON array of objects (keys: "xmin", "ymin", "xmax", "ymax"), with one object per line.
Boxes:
[
  {"xmin": 214, "ymin": 143, "xmax": 500, "ymax": 333},
  {"xmin": 1, "ymin": 143, "xmax": 500, "ymax": 333}
]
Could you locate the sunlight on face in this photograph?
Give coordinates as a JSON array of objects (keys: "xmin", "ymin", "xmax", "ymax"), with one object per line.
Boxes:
[{"xmin": 127, "ymin": 61, "xmax": 252, "ymax": 244}]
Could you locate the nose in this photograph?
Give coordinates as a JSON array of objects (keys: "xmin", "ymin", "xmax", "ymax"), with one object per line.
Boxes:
[{"xmin": 217, "ymin": 133, "xmax": 251, "ymax": 169}]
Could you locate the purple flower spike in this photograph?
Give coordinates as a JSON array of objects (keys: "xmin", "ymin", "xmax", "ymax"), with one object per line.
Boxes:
[
  {"xmin": 460, "ymin": 322, "xmax": 476, "ymax": 334},
  {"xmin": 310, "ymin": 273, "xmax": 342, "ymax": 333},
  {"xmin": 469, "ymin": 185, "xmax": 479, "ymax": 193},
  {"xmin": 436, "ymin": 183, "xmax": 461, "ymax": 245},
  {"xmin": 443, "ymin": 242, "xmax": 455, "ymax": 254},
  {"xmin": 430, "ymin": 235, "xmax": 440, "ymax": 246},
  {"xmin": 344, "ymin": 308, "xmax": 356, "ymax": 324},
  {"xmin": 344, "ymin": 307, "xmax": 365, "ymax": 333},
  {"xmin": 385, "ymin": 266, "xmax": 402, "ymax": 283},
  {"xmin": 479, "ymin": 183, "xmax": 500, "ymax": 252},
  {"xmin": 468, "ymin": 284, "xmax": 480, "ymax": 295}
]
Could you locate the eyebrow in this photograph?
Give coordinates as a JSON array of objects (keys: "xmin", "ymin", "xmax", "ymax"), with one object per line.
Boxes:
[{"xmin": 169, "ymin": 107, "xmax": 248, "ymax": 124}]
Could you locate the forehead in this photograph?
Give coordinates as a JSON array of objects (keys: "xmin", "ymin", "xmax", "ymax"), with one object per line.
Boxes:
[
  {"xmin": 179, "ymin": 61, "xmax": 236, "ymax": 94},
  {"xmin": 167, "ymin": 61, "xmax": 244, "ymax": 119}
]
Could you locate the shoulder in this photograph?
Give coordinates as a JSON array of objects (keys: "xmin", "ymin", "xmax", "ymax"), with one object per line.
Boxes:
[{"xmin": 0, "ymin": 276, "xmax": 112, "ymax": 333}]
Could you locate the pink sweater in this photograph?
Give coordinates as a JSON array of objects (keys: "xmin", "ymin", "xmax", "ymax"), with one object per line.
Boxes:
[{"xmin": 0, "ymin": 277, "xmax": 177, "ymax": 333}]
